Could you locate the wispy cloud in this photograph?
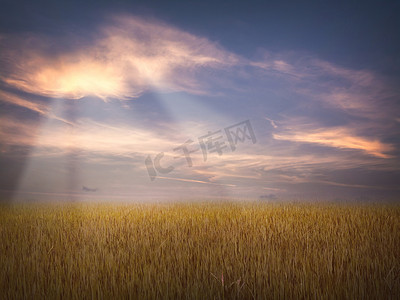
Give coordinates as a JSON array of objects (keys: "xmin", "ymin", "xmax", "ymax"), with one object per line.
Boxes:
[
  {"xmin": 0, "ymin": 15, "xmax": 238, "ymax": 100},
  {"xmin": 265, "ymin": 116, "xmax": 278, "ymax": 128},
  {"xmin": 0, "ymin": 90, "xmax": 49, "ymax": 115},
  {"xmin": 273, "ymin": 126, "xmax": 393, "ymax": 158},
  {"xmin": 157, "ymin": 176, "xmax": 236, "ymax": 187},
  {"xmin": 0, "ymin": 90, "xmax": 74, "ymax": 125},
  {"xmin": 260, "ymin": 56, "xmax": 398, "ymax": 120}
]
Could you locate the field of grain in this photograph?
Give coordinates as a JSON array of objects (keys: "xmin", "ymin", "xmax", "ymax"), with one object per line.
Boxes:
[{"xmin": 0, "ymin": 202, "xmax": 399, "ymax": 299}]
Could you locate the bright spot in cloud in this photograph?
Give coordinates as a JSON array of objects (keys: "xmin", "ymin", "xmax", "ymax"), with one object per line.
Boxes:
[{"xmin": 1, "ymin": 16, "xmax": 238, "ymax": 100}]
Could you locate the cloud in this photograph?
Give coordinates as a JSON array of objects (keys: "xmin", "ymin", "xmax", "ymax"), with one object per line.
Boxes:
[
  {"xmin": 0, "ymin": 116, "xmax": 39, "ymax": 149},
  {"xmin": 0, "ymin": 114, "xmax": 196, "ymax": 161},
  {"xmin": 250, "ymin": 55, "xmax": 399, "ymax": 163},
  {"xmin": 0, "ymin": 90, "xmax": 74, "ymax": 125},
  {"xmin": 0, "ymin": 90, "xmax": 49, "ymax": 115},
  {"xmin": 265, "ymin": 116, "xmax": 278, "ymax": 128},
  {"xmin": 157, "ymin": 176, "xmax": 236, "ymax": 187},
  {"xmin": 0, "ymin": 13, "xmax": 399, "ymax": 199},
  {"xmin": 1, "ymin": 15, "xmax": 397, "ymax": 123},
  {"xmin": 273, "ymin": 126, "xmax": 394, "ymax": 158},
  {"xmin": 252, "ymin": 54, "xmax": 398, "ymax": 120},
  {"xmin": 0, "ymin": 15, "xmax": 238, "ymax": 100}
]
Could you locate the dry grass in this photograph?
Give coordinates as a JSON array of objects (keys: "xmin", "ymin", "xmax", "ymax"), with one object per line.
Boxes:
[{"xmin": 0, "ymin": 202, "xmax": 399, "ymax": 299}]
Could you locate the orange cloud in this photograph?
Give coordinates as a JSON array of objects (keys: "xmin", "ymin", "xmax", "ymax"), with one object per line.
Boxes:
[
  {"xmin": 273, "ymin": 127, "xmax": 394, "ymax": 158},
  {"xmin": 0, "ymin": 90, "xmax": 74, "ymax": 125},
  {"xmin": 1, "ymin": 16, "xmax": 237, "ymax": 100},
  {"xmin": 0, "ymin": 90, "xmax": 49, "ymax": 115}
]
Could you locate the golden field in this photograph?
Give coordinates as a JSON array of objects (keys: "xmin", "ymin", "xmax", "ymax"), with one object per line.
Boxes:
[{"xmin": 0, "ymin": 202, "xmax": 399, "ymax": 299}]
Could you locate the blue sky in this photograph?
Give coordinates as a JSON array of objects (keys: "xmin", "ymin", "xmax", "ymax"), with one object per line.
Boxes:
[{"xmin": 1, "ymin": 0, "xmax": 400, "ymax": 202}]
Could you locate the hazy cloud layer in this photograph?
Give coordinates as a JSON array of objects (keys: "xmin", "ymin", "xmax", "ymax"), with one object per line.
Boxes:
[{"xmin": 0, "ymin": 14, "xmax": 399, "ymax": 201}]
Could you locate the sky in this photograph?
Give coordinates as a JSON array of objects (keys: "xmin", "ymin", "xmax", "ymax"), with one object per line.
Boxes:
[{"xmin": 1, "ymin": 0, "xmax": 400, "ymax": 202}]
